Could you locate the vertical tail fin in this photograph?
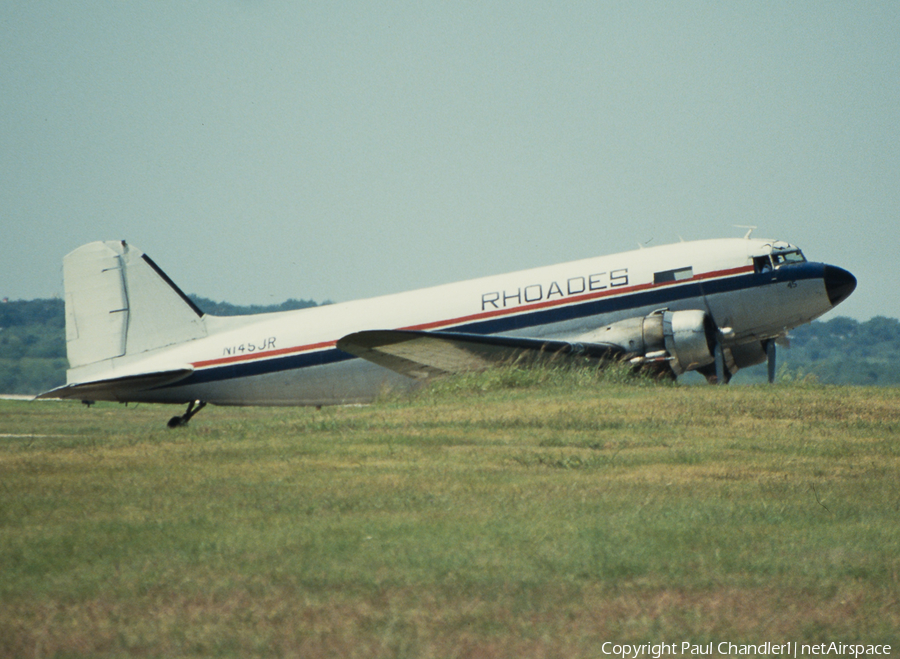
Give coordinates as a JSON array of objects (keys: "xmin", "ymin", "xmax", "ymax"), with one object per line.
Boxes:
[{"xmin": 64, "ymin": 241, "xmax": 207, "ymax": 368}]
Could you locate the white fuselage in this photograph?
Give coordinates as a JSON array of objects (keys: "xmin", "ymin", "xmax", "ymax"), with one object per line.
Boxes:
[{"xmin": 71, "ymin": 237, "xmax": 846, "ymax": 406}]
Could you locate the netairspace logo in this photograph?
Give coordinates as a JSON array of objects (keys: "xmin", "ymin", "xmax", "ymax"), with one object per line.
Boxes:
[{"xmin": 599, "ymin": 642, "xmax": 893, "ymax": 658}]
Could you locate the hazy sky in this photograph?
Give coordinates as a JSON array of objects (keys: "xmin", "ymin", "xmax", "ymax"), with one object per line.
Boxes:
[{"xmin": 2, "ymin": 2, "xmax": 897, "ymax": 321}]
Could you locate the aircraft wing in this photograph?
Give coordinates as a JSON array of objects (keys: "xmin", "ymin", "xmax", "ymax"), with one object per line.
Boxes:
[
  {"xmin": 336, "ymin": 330, "xmax": 621, "ymax": 380},
  {"xmin": 36, "ymin": 368, "xmax": 194, "ymax": 401}
]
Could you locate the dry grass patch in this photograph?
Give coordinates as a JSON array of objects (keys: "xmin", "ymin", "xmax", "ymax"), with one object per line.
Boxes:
[{"xmin": 1, "ymin": 379, "xmax": 899, "ymax": 657}]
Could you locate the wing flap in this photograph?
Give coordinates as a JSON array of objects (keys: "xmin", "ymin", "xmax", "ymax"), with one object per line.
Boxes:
[
  {"xmin": 336, "ymin": 330, "xmax": 621, "ymax": 380},
  {"xmin": 36, "ymin": 368, "xmax": 194, "ymax": 401}
]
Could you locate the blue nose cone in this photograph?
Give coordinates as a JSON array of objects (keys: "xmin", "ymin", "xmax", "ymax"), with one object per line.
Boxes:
[{"xmin": 824, "ymin": 266, "xmax": 857, "ymax": 307}]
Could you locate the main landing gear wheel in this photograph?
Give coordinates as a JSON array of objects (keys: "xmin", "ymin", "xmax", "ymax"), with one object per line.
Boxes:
[{"xmin": 167, "ymin": 400, "xmax": 207, "ymax": 428}]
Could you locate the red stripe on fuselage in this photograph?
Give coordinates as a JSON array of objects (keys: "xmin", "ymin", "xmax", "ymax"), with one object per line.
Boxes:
[{"xmin": 190, "ymin": 265, "xmax": 753, "ymax": 370}]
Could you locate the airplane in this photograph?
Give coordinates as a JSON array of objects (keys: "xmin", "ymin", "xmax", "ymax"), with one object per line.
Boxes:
[{"xmin": 38, "ymin": 236, "xmax": 856, "ymax": 427}]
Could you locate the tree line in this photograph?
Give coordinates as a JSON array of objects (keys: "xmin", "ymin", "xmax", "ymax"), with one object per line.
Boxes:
[
  {"xmin": 0, "ymin": 296, "xmax": 322, "ymax": 395},
  {"xmin": 734, "ymin": 314, "xmax": 900, "ymax": 385},
  {"xmin": 1, "ymin": 297, "xmax": 898, "ymax": 394}
]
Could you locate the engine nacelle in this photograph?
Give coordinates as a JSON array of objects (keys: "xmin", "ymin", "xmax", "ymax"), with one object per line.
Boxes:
[
  {"xmin": 661, "ymin": 309, "xmax": 717, "ymax": 374},
  {"xmin": 575, "ymin": 309, "xmax": 717, "ymax": 376}
]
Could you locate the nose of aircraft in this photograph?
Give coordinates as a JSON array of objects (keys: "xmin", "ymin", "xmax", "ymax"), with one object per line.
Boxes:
[{"xmin": 824, "ymin": 265, "xmax": 857, "ymax": 307}]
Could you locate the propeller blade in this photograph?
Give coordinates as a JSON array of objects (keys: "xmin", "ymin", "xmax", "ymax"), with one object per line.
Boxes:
[
  {"xmin": 766, "ymin": 340, "xmax": 777, "ymax": 383},
  {"xmin": 715, "ymin": 341, "xmax": 726, "ymax": 385}
]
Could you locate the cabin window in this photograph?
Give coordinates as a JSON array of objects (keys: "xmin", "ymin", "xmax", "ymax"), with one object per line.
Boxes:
[{"xmin": 654, "ymin": 266, "xmax": 693, "ymax": 284}]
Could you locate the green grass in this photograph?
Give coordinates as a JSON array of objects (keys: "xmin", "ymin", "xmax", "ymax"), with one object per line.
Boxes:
[{"xmin": 1, "ymin": 370, "xmax": 899, "ymax": 657}]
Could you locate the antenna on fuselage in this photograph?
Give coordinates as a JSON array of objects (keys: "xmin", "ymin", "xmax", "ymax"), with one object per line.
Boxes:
[{"xmin": 734, "ymin": 225, "xmax": 757, "ymax": 239}]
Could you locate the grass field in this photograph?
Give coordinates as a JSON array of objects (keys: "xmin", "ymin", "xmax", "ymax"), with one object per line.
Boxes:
[{"xmin": 1, "ymin": 370, "xmax": 898, "ymax": 657}]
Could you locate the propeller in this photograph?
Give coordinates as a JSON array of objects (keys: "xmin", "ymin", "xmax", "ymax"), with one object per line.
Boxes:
[
  {"xmin": 713, "ymin": 325, "xmax": 734, "ymax": 385},
  {"xmin": 714, "ymin": 341, "xmax": 726, "ymax": 385},
  {"xmin": 766, "ymin": 339, "xmax": 776, "ymax": 384}
]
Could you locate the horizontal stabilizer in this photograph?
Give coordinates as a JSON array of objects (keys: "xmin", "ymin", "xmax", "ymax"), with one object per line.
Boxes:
[
  {"xmin": 36, "ymin": 368, "xmax": 194, "ymax": 402},
  {"xmin": 336, "ymin": 330, "xmax": 621, "ymax": 380}
]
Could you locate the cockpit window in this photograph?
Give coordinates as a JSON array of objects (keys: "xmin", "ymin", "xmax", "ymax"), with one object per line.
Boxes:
[
  {"xmin": 754, "ymin": 250, "xmax": 806, "ymax": 273},
  {"xmin": 754, "ymin": 256, "xmax": 773, "ymax": 273},
  {"xmin": 772, "ymin": 250, "xmax": 806, "ymax": 267}
]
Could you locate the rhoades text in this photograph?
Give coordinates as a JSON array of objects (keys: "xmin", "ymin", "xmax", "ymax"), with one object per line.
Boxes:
[{"xmin": 481, "ymin": 269, "xmax": 629, "ymax": 310}]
